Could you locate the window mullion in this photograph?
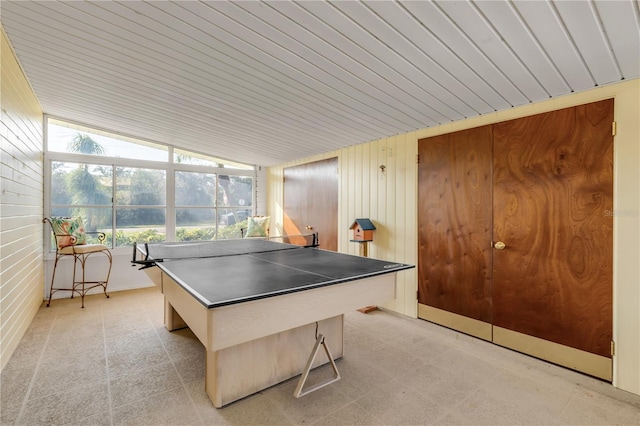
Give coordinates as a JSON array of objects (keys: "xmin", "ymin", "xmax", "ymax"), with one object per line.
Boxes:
[
  {"xmin": 166, "ymin": 165, "xmax": 176, "ymax": 242},
  {"xmin": 111, "ymin": 164, "xmax": 116, "ymax": 248}
]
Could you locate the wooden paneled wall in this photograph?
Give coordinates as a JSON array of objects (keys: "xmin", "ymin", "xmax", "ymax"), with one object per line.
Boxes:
[
  {"xmin": 0, "ymin": 28, "xmax": 45, "ymax": 372},
  {"xmin": 340, "ymin": 135, "xmax": 418, "ymax": 317},
  {"xmin": 267, "ymin": 134, "xmax": 419, "ymax": 318}
]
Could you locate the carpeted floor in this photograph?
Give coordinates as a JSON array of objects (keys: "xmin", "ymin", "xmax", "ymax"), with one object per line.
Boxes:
[{"xmin": 1, "ymin": 286, "xmax": 639, "ymax": 425}]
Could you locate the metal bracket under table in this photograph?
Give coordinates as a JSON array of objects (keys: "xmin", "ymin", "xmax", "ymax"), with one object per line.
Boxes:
[{"xmin": 294, "ymin": 333, "xmax": 341, "ymax": 398}]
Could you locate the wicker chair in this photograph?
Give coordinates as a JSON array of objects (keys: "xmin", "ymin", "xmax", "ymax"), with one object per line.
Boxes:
[{"xmin": 43, "ymin": 217, "xmax": 112, "ymax": 308}]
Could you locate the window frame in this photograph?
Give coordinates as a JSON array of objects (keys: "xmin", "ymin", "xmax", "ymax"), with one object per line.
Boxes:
[{"xmin": 44, "ymin": 115, "xmax": 257, "ymax": 255}]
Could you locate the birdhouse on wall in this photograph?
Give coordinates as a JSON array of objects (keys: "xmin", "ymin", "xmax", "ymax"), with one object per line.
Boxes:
[{"xmin": 350, "ymin": 218, "xmax": 376, "ymax": 242}]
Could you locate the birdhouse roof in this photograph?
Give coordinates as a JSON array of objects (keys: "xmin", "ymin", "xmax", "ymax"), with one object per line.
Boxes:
[{"xmin": 350, "ymin": 218, "xmax": 376, "ymax": 230}]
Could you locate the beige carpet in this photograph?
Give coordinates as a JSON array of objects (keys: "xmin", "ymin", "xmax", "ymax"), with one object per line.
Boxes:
[{"xmin": 1, "ymin": 287, "xmax": 639, "ymax": 425}]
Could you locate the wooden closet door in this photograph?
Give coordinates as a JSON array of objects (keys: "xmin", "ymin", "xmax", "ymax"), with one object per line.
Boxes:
[
  {"xmin": 284, "ymin": 157, "xmax": 338, "ymax": 251},
  {"xmin": 418, "ymin": 127, "xmax": 493, "ymax": 324},
  {"xmin": 492, "ymin": 99, "xmax": 614, "ymax": 359}
]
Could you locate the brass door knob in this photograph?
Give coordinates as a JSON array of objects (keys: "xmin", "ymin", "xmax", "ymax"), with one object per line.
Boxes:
[{"xmin": 494, "ymin": 241, "xmax": 506, "ymax": 250}]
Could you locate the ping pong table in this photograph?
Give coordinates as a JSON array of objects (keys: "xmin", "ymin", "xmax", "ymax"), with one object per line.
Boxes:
[{"xmin": 133, "ymin": 238, "xmax": 413, "ymax": 407}]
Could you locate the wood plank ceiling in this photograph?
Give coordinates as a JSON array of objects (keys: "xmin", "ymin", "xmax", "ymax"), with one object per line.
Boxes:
[{"xmin": 2, "ymin": 1, "xmax": 639, "ymax": 166}]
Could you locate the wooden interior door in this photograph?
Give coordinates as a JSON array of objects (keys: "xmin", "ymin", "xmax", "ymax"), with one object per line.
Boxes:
[
  {"xmin": 417, "ymin": 99, "xmax": 614, "ymax": 378},
  {"xmin": 492, "ymin": 99, "xmax": 614, "ymax": 359},
  {"xmin": 418, "ymin": 127, "xmax": 493, "ymax": 324},
  {"xmin": 284, "ymin": 157, "xmax": 338, "ymax": 251}
]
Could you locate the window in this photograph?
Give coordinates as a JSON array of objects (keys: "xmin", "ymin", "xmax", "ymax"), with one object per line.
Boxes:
[
  {"xmin": 214, "ymin": 174, "xmax": 254, "ymax": 240},
  {"xmin": 174, "ymin": 172, "xmax": 255, "ymax": 241},
  {"xmin": 115, "ymin": 167, "xmax": 167, "ymax": 247},
  {"xmin": 45, "ymin": 117, "xmax": 256, "ymax": 250},
  {"xmin": 174, "ymin": 148, "xmax": 253, "ymax": 170},
  {"xmin": 50, "ymin": 161, "xmax": 113, "ymax": 247},
  {"xmin": 175, "ymin": 171, "xmax": 216, "ymax": 241},
  {"xmin": 48, "ymin": 118, "xmax": 168, "ymax": 161}
]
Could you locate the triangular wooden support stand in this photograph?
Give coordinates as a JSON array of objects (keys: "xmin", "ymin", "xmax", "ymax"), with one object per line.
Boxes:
[{"xmin": 294, "ymin": 333, "xmax": 341, "ymax": 398}]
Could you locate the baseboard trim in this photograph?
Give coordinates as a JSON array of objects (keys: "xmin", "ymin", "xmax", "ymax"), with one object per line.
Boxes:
[
  {"xmin": 493, "ymin": 326, "xmax": 612, "ymax": 381},
  {"xmin": 417, "ymin": 304, "xmax": 612, "ymax": 381},
  {"xmin": 418, "ymin": 304, "xmax": 492, "ymax": 341}
]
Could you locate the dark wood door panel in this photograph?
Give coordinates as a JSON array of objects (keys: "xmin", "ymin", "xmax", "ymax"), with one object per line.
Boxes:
[
  {"xmin": 284, "ymin": 158, "xmax": 338, "ymax": 251},
  {"xmin": 418, "ymin": 127, "xmax": 493, "ymax": 322},
  {"xmin": 283, "ymin": 166, "xmax": 308, "ymax": 237},
  {"xmin": 492, "ymin": 99, "xmax": 614, "ymax": 358}
]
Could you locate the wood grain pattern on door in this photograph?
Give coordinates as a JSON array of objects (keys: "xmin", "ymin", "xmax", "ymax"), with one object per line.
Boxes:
[
  {"xmin": 417, "ymin": 99, "xmax": 614, "ymax": 374},
  {"xmin": 492, "ymin": 99, "xmax": 614, "ymax": 358},
  {"xmin": 284, "ymin": 158, "xmax": 338, "ymax": 251},
  {"xmin": 418, "ymin": 126, "xmax": 493, "ymax": 323}
]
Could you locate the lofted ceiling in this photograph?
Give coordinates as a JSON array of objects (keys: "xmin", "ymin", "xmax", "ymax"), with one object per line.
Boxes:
[{"xmin": 2, "ymin": 1, "xmax": 639, "ymax": 167}]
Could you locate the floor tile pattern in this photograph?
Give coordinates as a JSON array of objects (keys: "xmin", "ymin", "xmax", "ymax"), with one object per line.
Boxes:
[{"xmin": 2, "ymin": 287, "xmax": 639, "ymax": 425}]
